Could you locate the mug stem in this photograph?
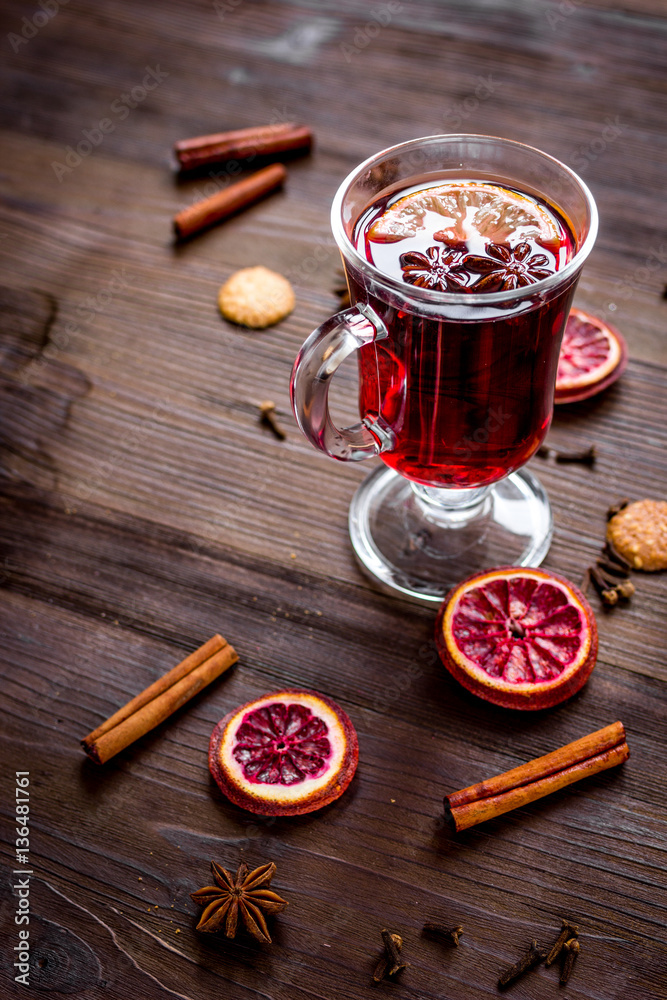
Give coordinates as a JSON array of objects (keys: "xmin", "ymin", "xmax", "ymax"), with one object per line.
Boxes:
[
  {"xmin": 410, "ymin": 481, "xmax": 493, "ymax": 525},
  {"xmin": 349, "ymin": 467, "xmax": 553, "ymax": 603}
]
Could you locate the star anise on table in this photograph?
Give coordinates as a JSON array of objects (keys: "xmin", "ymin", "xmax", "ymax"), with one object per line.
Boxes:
[
  {"xmin": 399, "ymin": 246, "xmax": 469, "ymax": 291},
  {"xmin": 191, "ymin": 860, "xmax": 288, "ymax": 943},
  {"xmin": 464, "ymin": 241, "xmax": 554, "ymax": 291}
]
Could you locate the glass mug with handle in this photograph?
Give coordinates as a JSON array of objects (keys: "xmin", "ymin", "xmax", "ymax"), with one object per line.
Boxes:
[{"xmin": 290, "ymin": 135, "xmax": 598, "ymax": 603}]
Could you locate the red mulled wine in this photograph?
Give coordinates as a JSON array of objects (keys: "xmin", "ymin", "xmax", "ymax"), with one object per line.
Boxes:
[{"xmin": 349, "ymin": 180, "xmax": 577, "ymax": 488}]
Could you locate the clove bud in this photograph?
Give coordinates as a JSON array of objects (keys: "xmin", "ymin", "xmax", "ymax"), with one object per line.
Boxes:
[
  {"xmin": 373, "ymin": 930, "xmax": 406, "ymax": 981},
  {"xmin": 537, "ymin": 443, "xmax": 597, "ymax": 465},
  {"xmin": 545, "ymin": 919, "xmax": 579, "ymax": 967},
  {"xmin": 423, "ymin": 922, "xmax": 464, "ymax": 946},
  {"xmin": 258, "ymin": 400, "xmax": 287, "ymax": 441},
  {"xmin": 498, "ymin": 939, "xmax": 547, "ymax": 990},
  {"xmin": 607, "ymin": 498, "xmax": 629, "ymax": 520},
  {"xmin": 560, "ymin": 937, "xmax": 580, "ymax": 985}
]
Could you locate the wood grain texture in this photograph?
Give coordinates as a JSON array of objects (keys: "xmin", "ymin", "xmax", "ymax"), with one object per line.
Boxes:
[{"xmin": 0, "ymin": 1, "xmax": 666, "ymax": 998}]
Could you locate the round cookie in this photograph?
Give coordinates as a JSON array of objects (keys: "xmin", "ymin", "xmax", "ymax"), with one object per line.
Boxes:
[
  {"xmin": 607, "ymin": 499, "xmax": 667, "ymax": 571},
  {"xmin": 218, "ymin": 266, "xmax": 295, "ymax": 329}
]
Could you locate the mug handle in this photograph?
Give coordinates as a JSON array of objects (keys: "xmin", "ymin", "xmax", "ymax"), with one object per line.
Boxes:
[{"xmin": 290, "ymin": 303, "xmax": 391, "ymax": 461}]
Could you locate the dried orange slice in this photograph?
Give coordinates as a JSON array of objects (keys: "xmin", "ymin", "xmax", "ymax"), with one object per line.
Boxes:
[
  {"xmin": 209, "ymin": 689, "xmax": 358, "ymax": 815},
  {"xmin": 555, "ymin": 307, "xmax": 628, "ymax": 404},
  {"xmin": 435, "ymin": 567, "xmax": 598, "ymax": 710},
  {"xmin": 368, "ymin": 181, "xmax": 560, "ymax": 245}
]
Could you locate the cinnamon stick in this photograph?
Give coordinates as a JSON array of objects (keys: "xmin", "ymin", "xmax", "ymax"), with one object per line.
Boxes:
[
  {"xmin": 445, "ymin": 722, "xmax": 628, "ymax": 832},
  {"xmin": 174, "ymin": 123, "xmax": 312, "ymax": 173},
  {"xmin": 173, "ymin": 163, "xmax": 286, "ymax": 240},
  {"xmin": 81, "ymin": 634, "xmax": 237, "ymax": 764}
]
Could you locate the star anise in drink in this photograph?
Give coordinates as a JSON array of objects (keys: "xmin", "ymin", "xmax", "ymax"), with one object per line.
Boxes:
[
  {"xmin": 399, "ymin": 246, "xmax": 469, "ymax": 291},
  {"xmin": 465, "ymin": 241, "xmax": 554, "ymax": 291},
  {"xmin": 191, "ymin": 860, "xmax": 288, "ymax": 943}
]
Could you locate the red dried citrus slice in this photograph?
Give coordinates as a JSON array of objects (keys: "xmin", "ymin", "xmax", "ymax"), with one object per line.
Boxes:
[
  {"xmin": 209, "ymin": 689, "xmax": 358, "ymax": 815},
  {"xmin": 555, "ymin": 307, "xmax": 628, "ymax": 404},
  {"xmin": 435, "ymin": 567, "xmax": 598, "ymax": 710},
  {"xmin": 368, "ymin": 181, "xmax": 560, "ymax": 245}
]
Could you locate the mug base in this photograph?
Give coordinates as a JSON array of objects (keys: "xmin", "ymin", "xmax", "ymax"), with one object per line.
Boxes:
[{"xmin": 348, "ymin": 465, "xmax": 553, "ymax": 604}]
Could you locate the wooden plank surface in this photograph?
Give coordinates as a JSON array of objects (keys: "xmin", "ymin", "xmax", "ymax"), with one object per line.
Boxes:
[{"xmin": 0, "ymin": 1, "xmax": 666, "ymax": 998}]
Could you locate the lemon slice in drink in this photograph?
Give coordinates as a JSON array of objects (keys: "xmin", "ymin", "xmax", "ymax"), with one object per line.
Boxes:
[{"xmin": 368, "ymin": 181, "xmax": 561, "ymax": 245}]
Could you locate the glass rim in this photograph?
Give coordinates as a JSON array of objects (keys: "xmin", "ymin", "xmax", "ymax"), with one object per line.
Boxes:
[{"xmin": 330, "ymin": 134, "xmax": 599, "ymax": 306}]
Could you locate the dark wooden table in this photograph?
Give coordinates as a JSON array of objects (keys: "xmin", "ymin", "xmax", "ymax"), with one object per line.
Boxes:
[{"xmin": 1, "ymin": 2, "xmax": 666, "ymax": 997}]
